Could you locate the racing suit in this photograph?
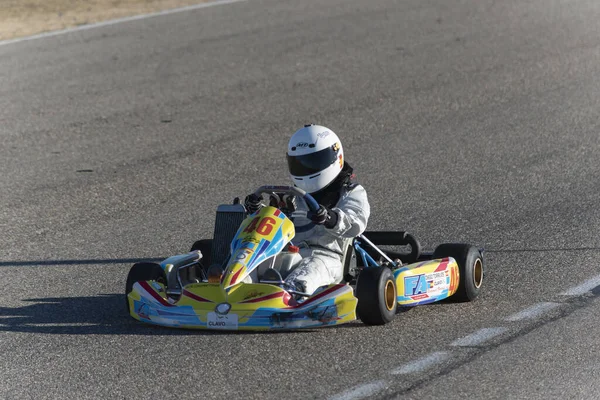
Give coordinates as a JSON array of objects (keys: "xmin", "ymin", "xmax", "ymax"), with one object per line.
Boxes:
[{"xmin": 285, "ymin": 165, "xmax": 370, "ymax": 295}]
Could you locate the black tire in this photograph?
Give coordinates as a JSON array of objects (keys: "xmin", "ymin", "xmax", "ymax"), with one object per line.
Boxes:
[
  {"xmin": 432, "ymin": 243, "xmax": 483, "ymax": 302},
  {"xmin": 190, "ymin": 239, "xmax": 212, "ymax": 268},
  {"xmin": 125, "ymin": 262, "xmax": 166, "ymax": 312},
  {"xmin": 356, "ymin": 267, "xmax": 398, "ymax": 325}
]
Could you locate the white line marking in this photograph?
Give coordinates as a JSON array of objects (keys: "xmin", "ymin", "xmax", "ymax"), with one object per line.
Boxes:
[
  {"xmin": 450, "ymin": 327, "xmax": 508, "ymax": 347},
  {"xmin": 561, "ymin": 274, "xmax": 600, "ymax": 296},
  {"xmin": 391, "ymin": 351, "xmax": 450, "ymax": 375},
  {"xmin": 0, "ymin": 0, "xmax": 246, "ymax": 47},
  {"xmin": 329, "ymin": 380, "xmax": 387, "ymax": 400},
  {"xmin": 22, "ymin": 323, "xmax": 100, "ymax": 327},
  {"xmin": 504, "ymin": 302, "xmax": 561, "ymax": 322}
]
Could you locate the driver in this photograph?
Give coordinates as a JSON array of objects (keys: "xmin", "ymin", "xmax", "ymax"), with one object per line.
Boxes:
[{"xmin": 244, "ymin": 124, "xmax": 370, "ymax": 296}]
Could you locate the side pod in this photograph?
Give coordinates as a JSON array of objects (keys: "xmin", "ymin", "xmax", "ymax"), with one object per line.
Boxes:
[{"xmin": 393, "ymin": 258, "xmax": 459, "ymax": 306}]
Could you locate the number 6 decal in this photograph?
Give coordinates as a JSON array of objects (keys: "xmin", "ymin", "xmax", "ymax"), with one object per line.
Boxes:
[{"xmin": 256, "ymin": 217, "xmax": 276, "ymax": 235}]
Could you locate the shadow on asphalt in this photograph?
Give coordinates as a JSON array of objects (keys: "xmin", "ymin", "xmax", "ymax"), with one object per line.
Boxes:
[
  {"xmin": 486, "ymin": 246, "xmax": 600, "ymax": 253},
  {"xmin": 0, "ymin": 258, "xmax": 164, "ymax": 267},
  {"xmin": 0, "ymin": 294, "xmax": 323, "ymax": 336},
  {"xmin": 0, "ymin": 294, "xmax": 229, "ymax": 336}
]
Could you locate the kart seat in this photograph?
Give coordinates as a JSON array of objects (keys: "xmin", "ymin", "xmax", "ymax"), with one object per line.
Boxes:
[{"xmin": 341, "ymin": 238, "xmax": 358, "ymax": 282}]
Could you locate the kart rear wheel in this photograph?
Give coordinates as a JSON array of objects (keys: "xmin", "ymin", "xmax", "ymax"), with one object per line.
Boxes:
[
  {"xmin": 432, "ymin": 243, "xmax": 483, "ymax": 302},
  {"xmin": 125, "ymin": 262, "xmax": 166, "ymax": 313},
  {"xmin": 356, "ymin": 267, "xmax": 397, "ymax": 325}
]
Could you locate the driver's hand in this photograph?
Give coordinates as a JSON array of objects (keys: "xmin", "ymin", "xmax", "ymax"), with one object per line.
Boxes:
[
  {"xmin": 309, "ymin": 205, "xmax": 338, "ymax": 228},
  {"xmin": 280, "ymin": 194, "xmax": 297, "ymax": 218},
  {"xmin": 244, "ymin": 194, "xmax": 262, "ymax": 214},
  {"xmin": 283, "ymin": 194, "xmax": 297, "ymax": 213}
]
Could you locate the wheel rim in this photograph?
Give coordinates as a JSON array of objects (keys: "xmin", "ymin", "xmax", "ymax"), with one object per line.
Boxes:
[
  {"xmin": 384, "ymin": 280, "xmax": 396, "ymax": 311},
  {"xmin": 473, "ymin": 258, "xmax": 483, "ymax": 288}
]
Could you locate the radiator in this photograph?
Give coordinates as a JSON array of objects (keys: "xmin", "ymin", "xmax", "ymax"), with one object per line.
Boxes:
[{"xmin": 211, "ymin": 204, "xmax": 247, "ymax": 266}]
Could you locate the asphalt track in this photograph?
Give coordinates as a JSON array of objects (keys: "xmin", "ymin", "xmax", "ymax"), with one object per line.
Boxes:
[{"xmin": 2, "ymin": 0, "xmax": 600, "ymax": 398}]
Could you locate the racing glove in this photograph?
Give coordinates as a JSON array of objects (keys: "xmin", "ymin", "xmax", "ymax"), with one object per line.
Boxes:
[
  {"xmin": 309, "ymin": 205, "xmax": 338, "ymax": 229},
  {"xmin": 277, "ymin": 194, "xmax": 297, "ymax": 218},
  {"xmin": 244, "ymin": 193, "xmax": 262, "ymax": 214}
]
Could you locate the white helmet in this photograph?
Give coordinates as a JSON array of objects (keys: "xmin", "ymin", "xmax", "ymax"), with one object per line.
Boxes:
[{"xmin": 286, "ymin": 124, "xmax": 344, "ymax": 193}]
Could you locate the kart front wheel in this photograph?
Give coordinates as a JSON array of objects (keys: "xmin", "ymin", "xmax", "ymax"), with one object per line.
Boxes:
[
  {"xmin": 356, "ymin": 267, "xmax": 397, "ymax": 325},
  {"xmin": 433, "ymin": 243, "xmax": 483, "ymax": 302},
  {"xmin": 125, "ymin": 262, "xmax": 166, "ymax": 313}
]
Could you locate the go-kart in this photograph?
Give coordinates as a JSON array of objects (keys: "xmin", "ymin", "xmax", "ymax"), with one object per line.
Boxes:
[{"xmin": 126, "ymin": 186, "xmax": 484, "ymax": 330}]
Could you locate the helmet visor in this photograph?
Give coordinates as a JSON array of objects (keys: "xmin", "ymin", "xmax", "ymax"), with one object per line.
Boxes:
[{"xmin": 287, "ymin": 147, "xmax": 339, "ymax": 177}]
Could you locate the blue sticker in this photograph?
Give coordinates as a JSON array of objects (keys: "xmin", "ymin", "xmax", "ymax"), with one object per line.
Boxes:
[{"xmin": 404, "ymin": 275, "xmax": 428, "ymax": 296}]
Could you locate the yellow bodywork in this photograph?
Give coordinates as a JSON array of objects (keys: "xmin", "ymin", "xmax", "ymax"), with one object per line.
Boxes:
[
  {"xmin": 128, "ymin": 280, "xmax": 357, "ymax": 330},
  {"xmin": 394, "ymin": 257, "xmax": 459, "ymax": 306}
]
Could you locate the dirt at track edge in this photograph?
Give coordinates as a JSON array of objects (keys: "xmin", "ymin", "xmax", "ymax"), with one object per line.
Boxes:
[{"xmin": 1, "ymin": 0, "xmax": 214, "ymax": 41}]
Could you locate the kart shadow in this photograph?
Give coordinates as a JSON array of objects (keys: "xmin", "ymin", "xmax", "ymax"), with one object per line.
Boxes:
[
  {"xmin": 0, "ymin": 257, "xmax": 164, "ymax": 267},
  {"xmin": 0, "ymin": 294, "xmax": 232, "ymax": 336},
  {"xmin": 0, "ymin": 294, "xmax": 317, "ymax": 336}
]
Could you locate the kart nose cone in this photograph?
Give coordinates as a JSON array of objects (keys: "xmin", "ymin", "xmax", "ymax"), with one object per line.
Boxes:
[{"xmin": 215, "ymin": 303, "xmax": 232, "ymax": 315}]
